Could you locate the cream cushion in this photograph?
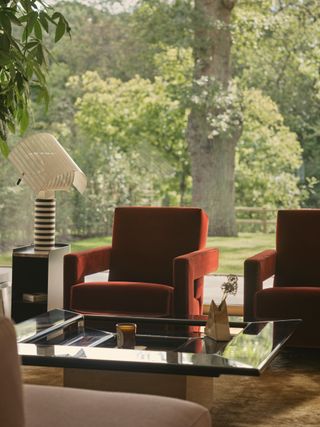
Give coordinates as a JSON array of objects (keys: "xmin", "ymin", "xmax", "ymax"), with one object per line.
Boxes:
[
  {"xmin": 24, "ymin": 384, "xmax": 211, "ymax": 427},
  {"xmin": 0, "ymin": 318, "xmax": 25, "ymax": 427}
]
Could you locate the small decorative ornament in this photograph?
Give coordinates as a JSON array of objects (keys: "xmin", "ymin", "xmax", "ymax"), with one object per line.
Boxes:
[{"xmin": 205, "ymin": 274, "xmax": 238, "ymax": 341}]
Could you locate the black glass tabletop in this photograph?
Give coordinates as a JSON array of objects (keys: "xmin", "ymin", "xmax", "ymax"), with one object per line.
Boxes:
[{"xmin": 16, "ymin": 309, "xmax": 301, "ymax": 377}]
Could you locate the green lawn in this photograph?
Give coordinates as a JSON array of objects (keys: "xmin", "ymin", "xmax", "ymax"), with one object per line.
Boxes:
[
  {"xmin": 0, "ymin": 251, "xmax": 13, "ymax": 266},
  {"xmin": 0, "ymin": 233, "xmax": 275, "ymax": 274},
  {"xmin": 207, "ymin": 233, "xmax": 275, "ymax": 274}
]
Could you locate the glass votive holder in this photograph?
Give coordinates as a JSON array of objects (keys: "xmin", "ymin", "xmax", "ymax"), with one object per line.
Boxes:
[{"xmin": 116, "ymin": 323, "xmax": 137, "ymax": 349}]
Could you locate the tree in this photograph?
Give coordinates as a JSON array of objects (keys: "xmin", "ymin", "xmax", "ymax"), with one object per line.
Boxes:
[
  {"xmin": 187, "ymin": 0, "xmax": 241, "ymax": 235},
  {"xmin": 153, "ymin": 47, "xmax": 193, "ymax": 204},
  {"xmin": 0, "ymin": 159, "xmax": 33, "ymax": 250},
  {"xmin": 0, "ymin": 0, "xmax": 70, "ymax": 156},
  {"xmin": 133, "ymin": 0, "xmax": 241, "ymax": 235},
  {"xmin": 49, "ymin": 70, "xmax": 179, "ymax": 237},
  {"xmin": 233, "ymin": 0, "xmax": 320, "ymax": 205},
  {"xmin": 2, "ymin": 0, "xmax": 315, "ymax": 246},
  {"xmin": 133, "ymin": 0, "xmax": 320, "ymax": 232},
  {"xmin": 47, "ymin": 1, "xmax": 156, "ymax": 81},
  {"xmin": 236, "ymin": 89, "xmax": 307, "ymax": 209},
  {"xmin": 72, "ymin": 71, "xmax": 186, "ymax": 205}
]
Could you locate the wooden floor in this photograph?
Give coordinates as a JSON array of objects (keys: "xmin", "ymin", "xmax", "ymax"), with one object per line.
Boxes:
[{"xmin": 22, "ymin": 348, "xmax": 320, "ymax": 427}]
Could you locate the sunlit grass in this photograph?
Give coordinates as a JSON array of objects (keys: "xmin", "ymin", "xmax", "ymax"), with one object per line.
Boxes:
[
  {"xmin": 0, "ymin": 233, "xmax": 275, "ymax": 274},
  {"xmin": 71, "ymin": 236, "xmax": 112, "ymax": 251},
  {"xmin": 207, "ymin": 233, "xmax": 275, "ymax": 274},
  {"xmin": 0, "ymin": 251, "xmax": 12, "ymax": 266}
]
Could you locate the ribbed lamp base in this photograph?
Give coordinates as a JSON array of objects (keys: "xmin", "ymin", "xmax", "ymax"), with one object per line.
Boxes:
[{"xmin": 34, "ymin": 198, "xmax": 56, "ymax": 253}]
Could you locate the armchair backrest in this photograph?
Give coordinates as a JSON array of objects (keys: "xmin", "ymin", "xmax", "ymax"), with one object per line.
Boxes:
[
  {"xmin": 275, "ymin": 209, "xmax": 320, "ymax": 286},
  {"xmin": 109, "ymin": 207, "xmax": 208, "ymax": 285}
]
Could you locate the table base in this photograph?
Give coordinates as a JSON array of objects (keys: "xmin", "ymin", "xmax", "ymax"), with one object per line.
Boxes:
[{"xmin": 64, "ymin": 369, "xmax": 214, "ymax": 409}]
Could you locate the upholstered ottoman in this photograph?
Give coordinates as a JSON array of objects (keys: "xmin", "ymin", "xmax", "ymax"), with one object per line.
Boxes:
[{"xmin": 24, "ymin": 385, "xmax": 211, "ymax": 427}]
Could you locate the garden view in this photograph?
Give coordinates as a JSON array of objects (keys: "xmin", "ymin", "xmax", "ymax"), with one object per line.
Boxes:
[{"xmin": 0, "ymin": 0, "xmax": 319, "ymax": 272}]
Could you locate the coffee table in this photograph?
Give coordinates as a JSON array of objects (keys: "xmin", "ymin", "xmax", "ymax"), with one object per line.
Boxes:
[{"xmin": 16, "ymin": 309, "xmax": 300, "ymax": 408}]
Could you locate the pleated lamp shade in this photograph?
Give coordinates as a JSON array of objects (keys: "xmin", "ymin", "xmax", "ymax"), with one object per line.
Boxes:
[{"xmin": 8, "ymin": 133, "xmax": 87, "ymax": 252}]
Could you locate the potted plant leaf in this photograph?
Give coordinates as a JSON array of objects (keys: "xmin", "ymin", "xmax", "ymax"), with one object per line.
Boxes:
[{"xmin": 0, "ymin": 0, "xmax": 70, "ymax": 157}]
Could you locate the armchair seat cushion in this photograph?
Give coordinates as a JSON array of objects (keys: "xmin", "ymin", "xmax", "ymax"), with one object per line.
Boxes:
[
  {"xmin": 71, "ymin": 282, "xmax": 174, "ymax": 317},
  {"xmin": 255, "ymin": 287, "xmax": 320, "ymax": 347}
]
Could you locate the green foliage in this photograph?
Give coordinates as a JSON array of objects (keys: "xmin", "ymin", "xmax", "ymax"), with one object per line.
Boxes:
[
  {"xmin": 1, "ymin": 0, "xmax": 319, "ymax": 247},
  {"xmin": 47, "ymin": 1, "xmax": 155, "ymax": 81},
  {"xmin": 153, "ymin": 46, "xmax": 193, "ymax": 101},
  {"xmin": 72, "ymin": 70, "xmax": 189, "ymax": 204},
  {"xmin": 0, "ymin": 0, "xmax": 70, "ymax": 155},
  {"xmin": 235, "ymin": 89, "xmax": 305, "ymax": 208},
  {"xmin": 69, "ymin": 135, "xmax": 162, "ymax": 237},
  {"xmin": 0, "ymin": 158, "xmax": 33, "ymax": 250},
  {"xmin": 189, "ymin": 76, "xmax": 243, "ymax": 140},
  {"xmin": 133, "ymin": 0, "xmax": 193, "ymax": 49},
  {"xmin": 233, "ymin": 0, "xmax": 320, "ymax": 205}
]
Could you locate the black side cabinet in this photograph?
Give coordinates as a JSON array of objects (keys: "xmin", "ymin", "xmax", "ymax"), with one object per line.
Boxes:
[{"xmin": 12, "ymin": 244, "xmax": 70, "ymax": 322}]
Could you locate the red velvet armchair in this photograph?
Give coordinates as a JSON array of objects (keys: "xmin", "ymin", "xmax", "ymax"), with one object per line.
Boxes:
[
  {"xmin": 64, "ymin": 207, "xmax": 218, "ymax": 318},
  {"xmin": 244, "ymin": 209, "xmax": 320, "ymax": 348}
]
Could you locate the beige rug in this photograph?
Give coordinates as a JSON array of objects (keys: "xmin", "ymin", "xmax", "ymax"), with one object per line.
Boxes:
[
  {"xmin": 211, "ymin": 350, "xmax": 320, "ymax": 426},
  {"xmin": 22, "ymin": 349, "xmax": 320, "ymax": 427}
]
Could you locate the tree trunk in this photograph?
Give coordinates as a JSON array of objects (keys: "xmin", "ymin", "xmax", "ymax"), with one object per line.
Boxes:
[{"xmin": 187, "ymin": 0, "xmax": 240, "ymax": 236}]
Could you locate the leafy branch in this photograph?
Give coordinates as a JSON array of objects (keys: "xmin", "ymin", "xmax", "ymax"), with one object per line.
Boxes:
[
  {"xmin": 220, "ymin": 274, "xmax": 238, "ymax": 307},
  {"xmin": 0, "ymin": 0, "xmax": 70, "ymax": 157}
]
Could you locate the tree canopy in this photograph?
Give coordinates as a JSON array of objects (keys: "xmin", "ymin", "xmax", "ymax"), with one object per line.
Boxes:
[
  {"xmin": 236, "ymin": 89, "xmax": 307, "ymax": 208},
  {"xmin": 1, "ymin": 0, "xmax": 319, "ymax": 245}
]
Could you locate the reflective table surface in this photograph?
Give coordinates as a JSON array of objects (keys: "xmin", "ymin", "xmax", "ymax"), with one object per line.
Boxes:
[{"xmin": 16, "ymin": 309, "xmax": 301, "ymax": 377}]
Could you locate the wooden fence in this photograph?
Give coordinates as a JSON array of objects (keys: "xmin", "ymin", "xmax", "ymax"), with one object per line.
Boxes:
[{"xmin": 235, "ymin": 207, "xmax": 277, "ymax": 233}]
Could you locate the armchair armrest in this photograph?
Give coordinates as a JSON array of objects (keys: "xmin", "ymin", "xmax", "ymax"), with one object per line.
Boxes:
[
  {"xmin": 173, "ymin": 248, "xmax": 219, "ymax": 317},
  {"xmin": 244, "ymin": 249, "xmax": 276, "ymax": 322},
  {"xmin": 64, "ymin": 246, "xmax": 112, "ymax": 309}
]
